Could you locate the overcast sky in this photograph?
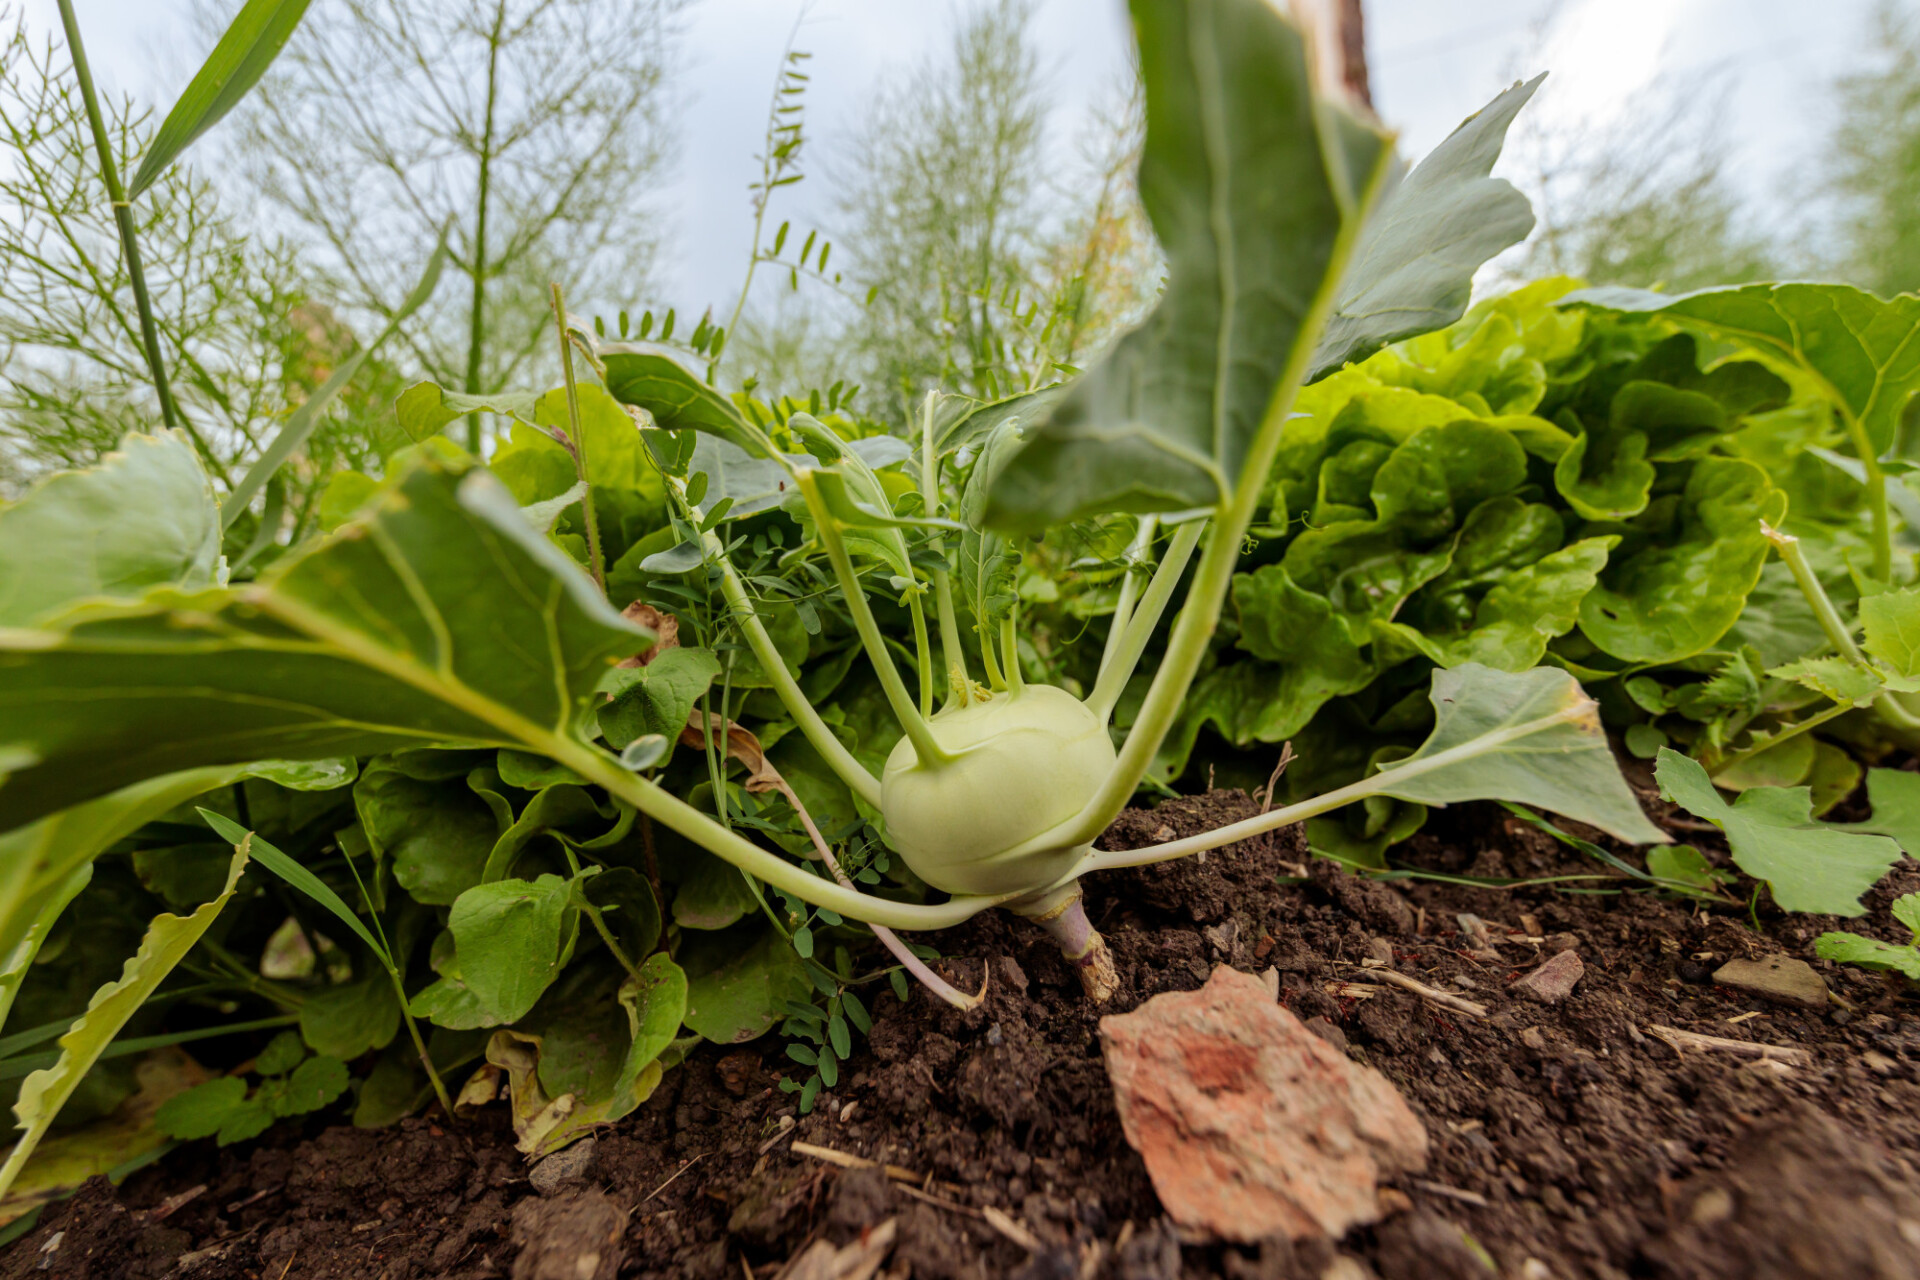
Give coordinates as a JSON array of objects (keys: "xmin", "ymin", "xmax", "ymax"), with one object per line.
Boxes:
[{"xmin": 20, "ymin": 0, "xmax": 1898, "ymax": 311}]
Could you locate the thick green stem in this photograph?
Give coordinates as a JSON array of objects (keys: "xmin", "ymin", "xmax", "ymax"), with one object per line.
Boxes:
[
  {"xmin": 909, "ymin": 594, "xmax": 934, "ymax": 717},
  {"xmin": 920, "ymin": 393, "xmax": 969, "ymax": 705},
  {"xmin": 1065, "ymin": 698, "xmax": 1628, "ymax": 878},
  {"xmin": 1763, "ymin": 522, "xmax": 1865, "ymax": 663},
  {"xmin": 712, "ymin": 550, "xmax": 881, "ymax": 806},
  {"xmin": 548, "ymin": 733, "xmax": 1002, "ymax": 929},
  {"xmin": 55, "ymin": 0, "xmax": 220, "ymax": 479},
  {"xmin": 256, "ymin": 588, "xmax": 981, "ymax": 932},
  {"xmin": 551, "ymin": 283, "xmax": 604, "ymax": 592},
  {"xmin": 1001, "ymin": 615, "xmax": 1024, "ymax": 694},
  {"xmin": 978, "ymin": 596, "xmax": 1007, "ymax": 691},
  {"xmin": 1037, "ymin": 122, "xmax": 1391, "ymax": 851},
  {"xmin": 1086, "ymin": 517, "xmax": 1205, "ymax": 723},
  {"xmin": 463, "ymin": 6, "xmax": 504, "ymax": 455},
  {"xmin": 1099, "ymin": 517, "xmax": 1158, "ymax": 682},
  {"xmin": 799, "ymin": 473, "xmax": 948, "ymax": 768}
]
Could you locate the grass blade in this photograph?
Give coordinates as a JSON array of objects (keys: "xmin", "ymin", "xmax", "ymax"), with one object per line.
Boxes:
[
  {"xmin": 197, "ymin": 809, "xmax": 385, "ymax": 962},
  {"xmin": 129, "ymin": 0, "xmax": 313, "ymax": 199}
]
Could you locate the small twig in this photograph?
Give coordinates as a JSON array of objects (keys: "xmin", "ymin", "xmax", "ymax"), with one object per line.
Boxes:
[
  {"xmin": 1412, "ymin": 1179, "xmax": 1491, "ymax": 1209},
  {"xmin": 790, "ymin": 1140, "xmax": 921, "ymax": 1185},
  {"xmin": 894, "ymin": 1181, "xmax": 983, "ymax": 1220},
  {"xmin": 1360, "ymin": 969, "xmax": 1489, "ymax": 1019},
  {"xmin": 1643, "ymin": 1024, "xmax": 1811, "ymax": 1065},
  {"xmin": 981, "ymin": 1204, "xmax": 1043, "ymax": 1252},
  {"xmin": 638, "ymin": 1153, "xmax": 707, "ymax": 1206}
]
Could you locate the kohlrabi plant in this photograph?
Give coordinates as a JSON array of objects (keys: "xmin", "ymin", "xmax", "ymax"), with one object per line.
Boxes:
[{"xmin": 0, "ymin": 0, "xmax": 1663, "ymax": 1030}]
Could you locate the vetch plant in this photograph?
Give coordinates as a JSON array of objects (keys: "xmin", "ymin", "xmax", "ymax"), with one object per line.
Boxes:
[{"xmin": 0, "ymin": 0, "xmax": 1665, "ymax": 1035}]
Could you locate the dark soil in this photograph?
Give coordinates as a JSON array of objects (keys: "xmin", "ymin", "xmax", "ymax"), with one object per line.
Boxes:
[{"xmin": 11, "ymin": 780, "xmax": 1920, "ymax": 1280}]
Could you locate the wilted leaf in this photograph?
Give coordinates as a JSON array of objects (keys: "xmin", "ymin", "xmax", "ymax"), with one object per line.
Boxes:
[{"xmin": 0, "ymin": 847, "xmax": 248, "ymax": 1201}]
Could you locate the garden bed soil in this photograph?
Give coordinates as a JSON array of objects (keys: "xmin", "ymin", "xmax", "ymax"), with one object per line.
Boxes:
[{"xmin": 9, "ymin": 773, "xmax": 1920, "ymax": 1280}]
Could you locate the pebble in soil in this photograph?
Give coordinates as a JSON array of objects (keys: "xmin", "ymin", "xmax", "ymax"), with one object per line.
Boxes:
[{"xmin": 8, "ymin": 789, "xmax": 1920, "ymax": 1279}]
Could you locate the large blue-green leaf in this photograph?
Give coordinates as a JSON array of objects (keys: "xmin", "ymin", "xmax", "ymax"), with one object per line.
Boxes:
[
  {"xmin": 0, "ymin": 432, "xmax": 220, "ymax": 628},
  {"xmin": 0, "ymin": 456, "xmax": 650, "ymax": 832},
  {"xmin": 1372, "ymin": 664, "xmax": 1667, "ymax": 845},
  {"xmin": 1311, "ymin": 75, "xmax": 1542, "ymax": 378},
  {"xmin": 981, "ymin": 0, "xmax": 1393, "ymax": 528}
]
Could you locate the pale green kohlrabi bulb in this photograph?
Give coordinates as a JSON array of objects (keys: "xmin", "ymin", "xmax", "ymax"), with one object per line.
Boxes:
[{"xmin": 880, "ymin": 683, "xmax": 1115, "ymax": 898}]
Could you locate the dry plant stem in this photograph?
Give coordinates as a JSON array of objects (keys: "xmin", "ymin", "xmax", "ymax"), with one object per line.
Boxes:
[
  {"xmin": 550, "ymin": 282, "xmax": 605, "ymax": 592},
  {"xmin": 1643, "ymin": 1023, "xmax": 1811, "ymax": 1065},
  {"xmin": 772, "ymin": 768, "xmax": 984, "ymax": 1010},
  {"xmin": 54, "ymin": 0, "xmax": 208, "ymax": 472},
  {"xmin": 1361, "ymin": 968, "xmax": 1487, "ymax": 1018}
]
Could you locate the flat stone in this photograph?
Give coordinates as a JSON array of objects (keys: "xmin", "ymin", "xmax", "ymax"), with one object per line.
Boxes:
[
  {"xmin": 1712, "ymin": 956, "xmax": 1829, "ymax": 1011},
  {"xmin": 528, "ymin": 1136, "xmax": 596, "ymax": 1195},
  {"xmin": 1100, "ymin": 965, "xmax": 1428, "ymax": 1243},
  {"xmin": 1512, "ymin": 950, "xmax": 1585, "ymax": 1005}
]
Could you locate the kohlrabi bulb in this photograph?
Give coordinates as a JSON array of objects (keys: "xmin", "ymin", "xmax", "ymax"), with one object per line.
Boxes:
[{"xmin": 880, "ymin": 684, "xmax": 1116, "ymax": 897}]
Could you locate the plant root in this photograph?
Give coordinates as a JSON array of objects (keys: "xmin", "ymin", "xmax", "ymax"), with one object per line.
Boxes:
[{"xmin": 1015, "ymin": 885, "xmax": 1118, "ymax": 1002}]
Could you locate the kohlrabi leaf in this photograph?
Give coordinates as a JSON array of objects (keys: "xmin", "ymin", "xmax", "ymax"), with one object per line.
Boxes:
[
  {"xmin": 0, "ymin": 846, "xmax": 248, "ymax": 1202},
  {"xmin": 0, "ymin": 866, "xmax": 89, "ymax": 1038},
  {"xmin": 1577, "ymin": 457, "xmax": 1785, "ymax": 663},
  {"xmin": 930, "ymin": 386, "xmax": 1064, "ymax": 459},
  {"xmin": 1861, "ymin": 587, "xmax": 1920, "ymax": 677},
  {"xmin": 1371, "ymin": 664, "xmax": 1667, "ymax": 845},
  {"xmin": 981, "ymin": 0, "xmax": 1393, "ymax": 528},
  {"xmin": 600, "ymin": 343, "xmax": 765, "ymax": 455},
  {"xmin": 1563, "ymin": 283, "xmax": 1920, "ymax": 457},
  {"xmin": 450, "ymin": 875, "xmax": 577, "ymax": 1025},
  {"xmin": 599, "ymin": 647, "xmax": 723, "ymax": 752},
  {"xmin": 1655, "ymin": 748, "xmax": 1900, "ymax": 916},
  {"xmin": 0, "ymin": 432, "xmax": 221, "ymax": 627},
  {"xmin": 1311, "ymin": 74, "xmax": 1542, "ymax": 379},
  {"xmin": 0, "ymin": 456, "xmax": 651, "ymax": 832}
]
